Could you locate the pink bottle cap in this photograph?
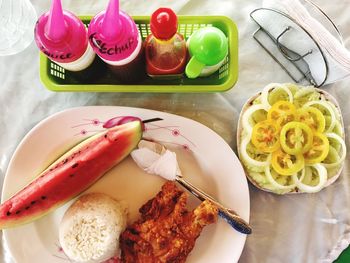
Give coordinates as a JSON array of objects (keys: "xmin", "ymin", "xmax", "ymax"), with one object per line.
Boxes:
[
  {"xmin": 34, "ymin": 0, "xmax": 88, "ymax": 63},
  {"xmin": 88, "ymin": 0, "xmax": 141, "ymax": 64}
]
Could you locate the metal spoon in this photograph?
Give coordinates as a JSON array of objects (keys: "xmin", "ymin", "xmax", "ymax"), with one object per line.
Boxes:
[{"xmin": 175, "ymin": 175, "xmax": 252, "ymax": 234}]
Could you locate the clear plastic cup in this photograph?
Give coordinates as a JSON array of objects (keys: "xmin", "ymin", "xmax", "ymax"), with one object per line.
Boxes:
[{"xmin": 0, "ymin": 0, "xmax": 37, "ymax": 56}]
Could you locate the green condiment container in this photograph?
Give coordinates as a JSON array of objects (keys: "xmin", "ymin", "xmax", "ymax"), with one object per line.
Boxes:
[{"xmin": 186, "ymin": 27, "xmax": 228, "ymax": 79}]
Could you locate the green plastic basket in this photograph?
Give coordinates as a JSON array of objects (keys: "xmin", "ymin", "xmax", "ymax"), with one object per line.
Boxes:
[{"xmin": 40, "ymin": 15, "xmax": 238, "ymax": 92}]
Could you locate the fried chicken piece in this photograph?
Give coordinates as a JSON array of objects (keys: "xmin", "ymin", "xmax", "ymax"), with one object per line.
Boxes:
[{"xmin": 120, "ymin": 182, "xmax": 218, "ymax": 263}]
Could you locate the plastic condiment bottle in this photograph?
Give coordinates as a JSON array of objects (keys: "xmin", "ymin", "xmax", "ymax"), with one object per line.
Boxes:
[
  {"xmin": 185, "ymin": 27, "xmax": 228, "ymax": 79},
  {"xmin": 88, "ymin": 0, "xmax": 144, "ymax": 83},
  {"xmin": 145, "ymin": 8, "xmax": 187, "ymax": 78},
  {"xmin": 34, "ymin": 0, "xmax": 96, "ymax": 72}
]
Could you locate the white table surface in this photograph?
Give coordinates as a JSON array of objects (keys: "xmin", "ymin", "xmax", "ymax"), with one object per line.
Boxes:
[{"xmin": 1, "ymin": 0, "xmax": 350, "ymax": 262}]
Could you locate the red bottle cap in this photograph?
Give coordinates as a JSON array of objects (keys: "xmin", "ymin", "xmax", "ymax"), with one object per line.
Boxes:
[{"xmin": 150, "ymin": 8, "xmax": 178, "ymax": 40}]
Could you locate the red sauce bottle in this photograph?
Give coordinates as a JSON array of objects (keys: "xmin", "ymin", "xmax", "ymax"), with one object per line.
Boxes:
[{"xmin": 145, "ymin": 8, "xmax": 187, "ymax": 78}]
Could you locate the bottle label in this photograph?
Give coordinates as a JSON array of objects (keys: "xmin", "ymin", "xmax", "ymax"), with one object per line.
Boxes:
[
  {"xmin": 89, "ymin": 33, "xmax": 136, "ymax": 58},
  {"xmin": 40, "ymin": 45, "xmax": 73, "ymax": 60}
]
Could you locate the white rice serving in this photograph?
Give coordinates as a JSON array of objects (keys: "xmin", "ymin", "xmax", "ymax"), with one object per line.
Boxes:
[{"xmin": 59, "ymin": 193, "xmax": 127, "ymax": 263}]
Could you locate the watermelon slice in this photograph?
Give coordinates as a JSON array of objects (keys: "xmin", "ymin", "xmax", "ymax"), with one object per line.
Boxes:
[{"xmin": 0, "ymin": 121, "xmax": 142, "ymax": 229}]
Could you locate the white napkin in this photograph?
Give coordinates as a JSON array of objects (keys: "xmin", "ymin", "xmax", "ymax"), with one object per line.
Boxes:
[
  {"xmin": 257, "ymin": 0, "xmax": 350, "ymax": 85},
  {"xmin": 130, "ymin": 141, "xmax": 179, "ymax": 181}
]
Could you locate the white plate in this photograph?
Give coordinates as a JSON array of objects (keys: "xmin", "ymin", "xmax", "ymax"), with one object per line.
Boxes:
[{"xmin": 2, "ymin": 106, "xmax": 250, "ymax": 263}]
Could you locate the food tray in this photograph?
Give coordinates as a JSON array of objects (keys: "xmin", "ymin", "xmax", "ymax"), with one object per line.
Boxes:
[{"xmin": 39, "ymin": 15, "xmax": 238, "ymax": 93}]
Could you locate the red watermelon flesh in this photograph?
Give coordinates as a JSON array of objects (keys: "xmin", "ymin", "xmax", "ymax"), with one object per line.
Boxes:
[{"xmin": 0, "ymin": 121, "xmax": 142, "ymax": 229}]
